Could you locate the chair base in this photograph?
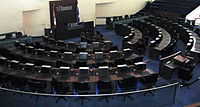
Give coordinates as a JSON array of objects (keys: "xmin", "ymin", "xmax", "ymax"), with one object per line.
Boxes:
[
  {"xmin": 98, "ymin": 96, "xmax": 113, "ymax": 103},
  {"xmin": 75, "ymin": 97, "xmax": 91, "ymax": 105}
]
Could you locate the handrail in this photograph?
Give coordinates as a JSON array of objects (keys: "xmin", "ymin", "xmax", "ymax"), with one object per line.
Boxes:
[{"xmin": 0, "ymin": 82, "xmax": 179, "ymax": 97}]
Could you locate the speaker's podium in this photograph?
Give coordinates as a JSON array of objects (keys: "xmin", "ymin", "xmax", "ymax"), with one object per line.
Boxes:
[{"xmin": 55, "ymin": 21, "xmax": 94, "ymax": 40}]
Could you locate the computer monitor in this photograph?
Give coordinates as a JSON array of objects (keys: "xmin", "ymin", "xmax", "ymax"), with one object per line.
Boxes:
[
  {"xmin": 67, "ymin": 42, "xmax": 76, "ymax": 48},
  {"xmin": 134, "ymin": 62, "xmax": 146, "ymax": 71},
  {"xmin": 95, "ymin": 52, "xmax": 104, "ymax": 60},
  {"xmin": 0, "ymin": 56, "xmax": 7, "ymax": 65},
  {"xmin": 63, "ymin": 52, "xmax": 73, "ymax": 60},
  {"xmin": 24, "ymin": 63, "xmax": 34, "ymax": 73},
  {"xmin": 78, "ymin": 67, "xmax": 90, "ymax": 81},
  {"xmin": 80, "ymin": 42, "xmax": 87, "ymax": 48},
  {"xmin": 59, "ymin": 66, "xmax": 70, "ymax": 75},
  {"xmin": 123, "ymin": 48, "xmax": 132, "ymax": 56},
  {"xmin": 98, "ymin": 66, "xmax": 110, "ymax": 76},
  {"xmin": 109, "ymin": 50, "xmax": 119, "ymax": 59},
  {"xmin": 41, "ymin": 65, "xmax": 51, "ymax": 74},
  {"xmin": 93, "ymin": 42, "xmax": 100, "ymax": 48},
  {"xmin": 98, "ymin": 66, "xmax": 111, "ymax": 81},
  {"xmin": 79, "ymin": 52, "xmax": 88, "ymax": 60},
  {"xmin": 117, "ymin": 64, "xmax": 128, "ymax": 73}
]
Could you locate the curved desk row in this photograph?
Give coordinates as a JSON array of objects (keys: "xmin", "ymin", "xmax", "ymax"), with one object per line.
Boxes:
[
  {"xmin": 0, "ymin": 56, "xmax": 154, "ymax": 83},
  {"xmin": 36, "ymin": 38, "xmax": 113, "ymax": 53},
  {"xmin": 3, "ymin": 44, "xmax": 142, "ymax": 68}
]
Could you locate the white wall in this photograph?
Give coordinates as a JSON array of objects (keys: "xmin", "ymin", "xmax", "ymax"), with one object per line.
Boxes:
[
  {"xmin": 95, "ymin": 0, "xmax": 146, "ymax": 25},
  {"xmin": 0, "ymin": 0, "xmax": 147, "ymax": 36},
  {"xmin": 186, "ymin": 5, "xmax": 200, "ymax": 26}
]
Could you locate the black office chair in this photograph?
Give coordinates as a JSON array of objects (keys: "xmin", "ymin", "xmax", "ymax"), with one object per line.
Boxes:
[
  {"xmin": 75, "ymin": 61, "xmax": 87, "ymax": 68},
  {"xmin": 117, "ymin": 77, "xmax": 137, "ymax": 101},
  {"xmin": 67, "ymin": 42, "xmax": 76, "ymax": 50},
  {"xmin": 106, "ymin": 17, "xmax": 111, "ymax": 25},
  {"xmin": 140, "ymin": 73, "xmax": 158, "ymax": 96},
  {"xmin": 98, "ymin": 66, "xmax": 112, "ymax": 82},
  {"xmin": 113, "ymin": 16, "xmax": 118, "ymax": 21},
  {"xmin": 114, "ymin": 58, "xmax": 126, "ymax": 65},
  {"xmin": 73, "ymin": 82, "xmax": 91, "ymax": 105},
  {"xmin": 27, "ymin": 79, "xmax": 47, "ymax": 101},
  {"xmin": 178, "ymin": 60, "xmax": 197, "ymax": 89},
  {"xmin": 124, "ymin": 15, "xmax": 129, "ymax": 19},
  {"xmin": 0, "ymin": 73, "xmax": 10, "ymax": 88},
  {"xmin": 97, "ymin": 80, "xmax": 114, "ymax": 103},
  {"xmin": 10, "ymin": 76, "xmax": 27, "ymax": 96},
  {"xmin": 51, "ymin": 77, "xmax": 69, "ymax": 103},
  {"xmin": 16, "ymin": 32, "xmax": 23, "ymax": 38},
  {"xmin": 77, "ymin": 67, "xmax": 90, "ymax": 82},
  {"xmin": 116, "ymin": 64, "xmax": 131, "ymax": 78}
]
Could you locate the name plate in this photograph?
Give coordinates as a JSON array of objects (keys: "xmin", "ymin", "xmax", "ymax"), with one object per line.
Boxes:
[{"xmin": 56, "ymin": 6, "xmax": 72, "ymax": 12}]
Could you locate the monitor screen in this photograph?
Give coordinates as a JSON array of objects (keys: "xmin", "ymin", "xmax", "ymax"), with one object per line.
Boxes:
[
  {"xmin": 80, "ymin": 42, "xmax": 87, "ymax": 48},
  {"xmin": 95, "ymin": 52, "xmax": 103, "ymax": 60},
  {"xmin": 79, "ymin": 52, "xmax": 88, "ymax": 60},
  {"xmin": 93, "ymin": 42, "xmax": 100, "ymax": 48}
]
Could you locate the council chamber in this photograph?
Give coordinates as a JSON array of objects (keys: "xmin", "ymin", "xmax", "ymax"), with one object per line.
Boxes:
[{"xmin": 0, "ymin": 0, "xmax": 200, "ymax": 107}]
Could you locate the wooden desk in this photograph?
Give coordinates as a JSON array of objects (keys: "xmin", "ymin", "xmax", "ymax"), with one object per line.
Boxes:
[
  {"xmin": 149, "ymin": 27, "xmax": 171, "ymax": 60},
  {"xmin": 0, "ymin": 63, "xmax": 155, "ymax": 83}
]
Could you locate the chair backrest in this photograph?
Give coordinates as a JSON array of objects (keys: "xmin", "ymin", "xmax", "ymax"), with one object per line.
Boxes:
[
  {"xmin": 97, "ymin": 80, "xmax": 113, "ymax": 94},
  {"xmin": 118, "ymin": 77, "xmax": 137, "ymax": 91},
  {"xmin": 52, "ymin": 77, "xmax": 69, "ymax": 94},
  {"xmin": 73, "ymin": 82, "xmax": 90, "ymax": 94},
  {"xmin": 28, "ymin": 79, "xmax": 47, "ymax": 93},
  {"xmin": 140, "ymin": 73, "xmax": 158, "ymax": 86}
]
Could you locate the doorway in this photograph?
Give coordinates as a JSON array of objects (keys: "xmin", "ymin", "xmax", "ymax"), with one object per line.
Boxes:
[{"xmin": 23, "ymin": 9, "xmax": 44, "ymax": 37}]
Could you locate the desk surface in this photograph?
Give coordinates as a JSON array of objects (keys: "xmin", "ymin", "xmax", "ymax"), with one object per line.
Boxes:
[
  {"xmin": 129, "ymin": 28, "xmax": 143, "ymax": 44},
  {"xmin": 191, "ymin": 32, "xmax": 200, "ymax": 54},
  {"xmin": 0, "ymin": 64, "xmax": 155, "ymax": 83},
  {"xmin": 155, "ymin": 27, "xmax": 171, "ymax": 51}
]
